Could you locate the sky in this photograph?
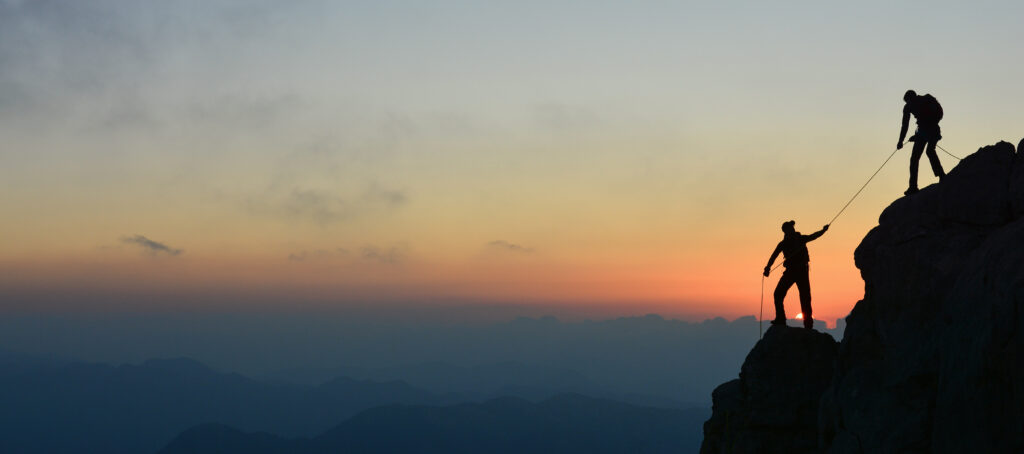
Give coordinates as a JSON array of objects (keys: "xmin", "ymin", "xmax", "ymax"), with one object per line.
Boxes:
[{"xmin": 2, "ymin": 0, "xmax": 1023, "ymax": 326}]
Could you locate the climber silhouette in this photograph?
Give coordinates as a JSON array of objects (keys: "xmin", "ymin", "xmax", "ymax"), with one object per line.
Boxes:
[
  {"xmin": 764, "ymin": 221, "xmax": 828, "ymax": 330},
  {"xmin": 897, "ymin": 90, "xmax": 946, "ymax": 195}
]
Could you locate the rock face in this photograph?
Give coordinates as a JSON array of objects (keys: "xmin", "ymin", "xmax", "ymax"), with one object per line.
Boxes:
[
  {"xmin": 822, "ymin": 140, "xmax": 1024, "ymax": 453},
  {"xmin": 701, "ymin": 325, "xmax": 837, "ymax": 454},
  {"xmin": 704, "ymin": 140, "xmax": 1024, "ymax": 453}
]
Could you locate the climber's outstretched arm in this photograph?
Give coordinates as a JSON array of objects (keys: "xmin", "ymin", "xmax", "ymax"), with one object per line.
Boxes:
[
  {"xmin": 898, "ymin": 105, "xmax": 911, "ymax": 149},
  {"xmin": 804, "ymin": 225, "xmax": 829, "ymax": 243},
  {"xmin": 764, "ymin": 243, "xmax": 783, "ymax": 276}
]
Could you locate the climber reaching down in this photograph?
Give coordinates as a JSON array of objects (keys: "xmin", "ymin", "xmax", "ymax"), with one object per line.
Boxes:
[
  {"xmin": 764, "ymin": 221, "xmax": 828, "ymax": 330},
  {"xmin": 898, "ymin": 90, "xmax": 946, "ymax": 195}
]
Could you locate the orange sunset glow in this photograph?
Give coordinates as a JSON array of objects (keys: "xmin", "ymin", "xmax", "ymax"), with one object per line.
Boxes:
[
  {"xmin": 3, "ymin": 1, "xmax": 1022, "ymax": 329},
  {"xmin": 5, "ymin": 3, "xmax": 1024, "ymax": 454}
]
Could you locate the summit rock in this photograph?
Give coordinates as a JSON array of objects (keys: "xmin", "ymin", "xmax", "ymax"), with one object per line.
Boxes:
[
  {"xmin": 823, "ymin": 140, "xmax": 1024, "ymax": 452},
  {"xmin": 704, "ymin": 139, "xmax": 1024, "ymax": 453},
  {"xmin": 701, "ymin": 325, "xmax": 837, "ymax": 454}
]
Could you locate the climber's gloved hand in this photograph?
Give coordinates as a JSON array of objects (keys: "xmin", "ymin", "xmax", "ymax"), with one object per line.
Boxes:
[
  {"xmin": 897, "ymin": 141, "xmax": 904, "ymax": 150},
  {"xmin": 822, "ymin": 224, "xmax": 829, "ymax": 232},
  {"xmin": 763, "ymin": 266, "xmax": 771, "ymax": 277}
]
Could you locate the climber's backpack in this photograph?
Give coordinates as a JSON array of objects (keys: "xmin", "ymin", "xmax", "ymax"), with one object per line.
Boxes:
[{"xmin": 917, "ymin": 94, "xmax": 943, "ymax": 123}]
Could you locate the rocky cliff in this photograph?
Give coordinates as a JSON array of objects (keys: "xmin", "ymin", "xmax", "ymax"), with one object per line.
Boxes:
[
  {"xmin": 703, "ymin": 139, "xmax": 1024, "ymax": 453},
  {"xmin": 701, "ymin": 326, "xmax": 837, "ymax": 453}
]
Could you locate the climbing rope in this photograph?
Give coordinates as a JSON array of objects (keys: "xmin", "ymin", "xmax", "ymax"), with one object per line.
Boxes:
[
  {"xmin": 758, "ymin": 142, "xmax": 962, "ymax": 338},
  {"xmin": 759, "ymin": 146, "xmax": 901, "ymax": 337},
  {"xmin": 830, "ymin": 142, "xmax": 963, "ymax": 227},
  {"xmin": 827, "ymin": 146, "xmax": 901, "ymax": 226},
  {"xmin": 759, "ymin": 261, "xmax": 785, "ymax": 338},
  {"xmin": 759, "ymin": 275, "xmax": 764, "ymax": 339},
  {"xmin": 937, "ymin": 144, "xmax": 962, "ymax": 161}
]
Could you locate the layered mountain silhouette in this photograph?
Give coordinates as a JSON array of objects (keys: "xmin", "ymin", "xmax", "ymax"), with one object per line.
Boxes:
[
  {"xmin": 3, "ymin": 313, "xmax": 819, "ymax": 406},
  {"xmin": 271, "ymin": 360, "xmax": 701, "ymax": 409},
  {"xmin": 0, "ymin": 357, "xmax": 451, "ymax": 454},
  {"xmin": 702, "ymin": 139, "xmax": 1024, "ymax": 453},
  {"xmin": 271, "ymin": 361, "xmax": 594, "ymax": 391},
  {"xmin": 160, "ymin": 394, "xmax": 709, "ymax": 454},
  {"xmin": 0, "ymin": 354, "xmax": 710, "ymax": 454}
]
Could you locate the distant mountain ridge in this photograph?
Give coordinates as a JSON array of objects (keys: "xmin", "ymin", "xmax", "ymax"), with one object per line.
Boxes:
[
  {"xmin": 160, "ymin": 394, "xmax": 709, "ymax": 454},
  {"xmin": 0, "ymin": 354, "xmax": 707, "ymax": 454},
  {"xmin": 271, "ymin": 360, "xmax": 699, "ymax": 408},
  {"xmin": 1, "ymin": 313, "xmax": 838, "ymax": 406},
  {"xmin": 0, "ymin": 356, "xmax": 450, "ymax": 454},
  {"xmin": 0, "ymin": 314, "xmax": 809, "ymax": 453}
]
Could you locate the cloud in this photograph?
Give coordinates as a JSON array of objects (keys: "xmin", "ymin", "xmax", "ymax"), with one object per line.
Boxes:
[
  {"xmin": 361, "ymin": 183, "xmax": 407, "ymax": 207},
  {"xmin": 120, "ymin": 235, "xmax": 183, "ymax": 256},
  {"xmin": 0, "ymin": 0, "xmax": 315, "ymax": 132},
  {"xmin": 280, "ymin": 189, "xmax": 352, "ymax": 224},
  {"xmin": 247, "ymin": 183, "xmax": 407, "ymax": 225},
  {"xmin": 183, "ymin": 93, "xmax": 303, "ymax": 131},
  {"xmin": 288, "ymin": 248, "xmax": 349, "ymax": 262},
  {"xmin": 487, "ymin": 240, "xmax": 534, "ymax": 254},
  {"xmin": 360, "ymin": 244, "xmax": 407, "ymax": 265},
  {"xmin": 289, "ymin": 244, "xmax": 407, "ymax": 265}
]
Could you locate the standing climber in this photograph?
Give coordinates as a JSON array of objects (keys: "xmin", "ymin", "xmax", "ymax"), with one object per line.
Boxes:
[
  {"xmin": 763, "ymin": 221, "xmax": 828, "ymax": 330},
  {"xmin": 897, "ymin": 90, "xmax": 946, "ymax": 195}
]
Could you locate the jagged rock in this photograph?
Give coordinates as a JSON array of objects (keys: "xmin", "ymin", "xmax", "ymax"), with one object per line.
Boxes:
[
  {"xmin": 701, "ymin": 325, "xmax": 837, "ymax": 454},
  {"xmin": 704, "ymin": 139, "xmax": 1024, "ymax": 453},
  {"xmin": 821, "ymin": 140, "xmax": 1024, "ymax": 453},
  {"xmin": 1011, "ymin": 138, "xmax": 1024, "ymax": 216}
]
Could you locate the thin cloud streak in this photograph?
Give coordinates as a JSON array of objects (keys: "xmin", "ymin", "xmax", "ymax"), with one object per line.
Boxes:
[
  {"xmin": 120, "ymin": 234, "xmax": 183, "ymax": 256},
  {"xmin": 246, "ymin": 184, "xmax": 407, "ymax": 225},
  {"xmin": 488, "ymin": 240, "xmax": 534, "ymax": 254},
  {"xmin": 360, "ymin": 244, "xmax": 407, "ymax": 265}
]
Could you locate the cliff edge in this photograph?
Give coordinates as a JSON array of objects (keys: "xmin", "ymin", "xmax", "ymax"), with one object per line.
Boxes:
[
  {"xmin": 703, "ymin": 139, "xmax": 1024, "ymax": 453},
  {"xmin": 701, "ymin": 325, "xmax": 837, "ymax": 454}
]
